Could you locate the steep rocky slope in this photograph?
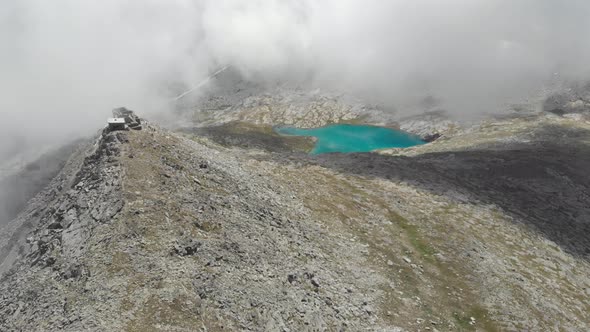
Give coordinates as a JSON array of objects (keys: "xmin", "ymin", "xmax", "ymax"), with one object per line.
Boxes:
[
  {"xmin": 0, "ymin": 141, "xmax": 83, "ymax": 229},
  {"xmin": 0, "ymin": 107, "xmax": 589, "ymax": 331}
]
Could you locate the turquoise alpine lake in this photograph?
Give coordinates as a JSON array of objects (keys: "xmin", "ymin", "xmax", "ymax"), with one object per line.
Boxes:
[{"xmin": 275, "ymin": 124, "xmax": 425, "ymax": 154}]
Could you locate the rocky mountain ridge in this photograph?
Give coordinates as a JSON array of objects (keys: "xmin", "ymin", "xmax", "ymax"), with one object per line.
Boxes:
[{"xmin": 0, "ymin": 99, "xmax": 589, "ymax": 331}]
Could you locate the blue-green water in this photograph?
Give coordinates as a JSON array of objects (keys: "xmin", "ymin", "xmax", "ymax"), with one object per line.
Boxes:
[{"xmin": 275, "ymin": 124, "xmax": 425, "ymax": 154}]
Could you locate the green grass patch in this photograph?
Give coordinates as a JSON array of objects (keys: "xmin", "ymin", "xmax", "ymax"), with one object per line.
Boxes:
[
  {"xmin": 389, "ymin": 210, "xmax": 437, "ymax": 260},
  {"xmin": 181, "ymin": 121, "xmax": 315, "ymax": 153}
]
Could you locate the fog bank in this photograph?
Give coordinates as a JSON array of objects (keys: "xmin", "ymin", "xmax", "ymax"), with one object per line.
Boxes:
[{"xmin": 2, "ymin": 0, "xmax": 590, "ymax": 157}]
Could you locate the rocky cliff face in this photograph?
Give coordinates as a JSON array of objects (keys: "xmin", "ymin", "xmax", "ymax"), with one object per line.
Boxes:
[
  {"xmin": 0, "ymin": 104, "xmax": 589, "ymax": 331},
  {"xmin": 0, "ymin": 130, "xmax": 126, "ymax": 329}
]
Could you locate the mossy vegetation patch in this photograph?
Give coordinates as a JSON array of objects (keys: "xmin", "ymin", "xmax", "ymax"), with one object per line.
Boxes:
[
  {"xmin": 389, "ymin": 210, "xmax": 437, "ymax": 260},
  {"xmin": 180, "ymin": 121, "xmax": 315, "ymax": 153}
]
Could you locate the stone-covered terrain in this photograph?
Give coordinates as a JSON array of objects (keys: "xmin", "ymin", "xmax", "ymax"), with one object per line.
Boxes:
[{"xmin": 0, "ymin": 89, "xmax": 590, "ymax": 331}]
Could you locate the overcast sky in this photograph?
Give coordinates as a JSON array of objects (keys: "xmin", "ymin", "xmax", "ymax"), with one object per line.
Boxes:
[{"xmin": 1, "ymin": 0, "xmax": 590, "ymax": 156}]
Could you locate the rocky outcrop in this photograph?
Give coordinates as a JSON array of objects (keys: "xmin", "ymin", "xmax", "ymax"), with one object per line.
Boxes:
[
  {"xmin": 193, "ymin": 88, "xmax": 395, "ymax": 129},
  {"xmin": 111, "ymin": 107, "xmax": 142, "ymax": 131},
  {"xmin": 398, "ymin": 110, "xmax": 460, "ymax": 140},
  {"xmin": 543, "ymin": 83, "xmax": 590, "ymax": 115}
]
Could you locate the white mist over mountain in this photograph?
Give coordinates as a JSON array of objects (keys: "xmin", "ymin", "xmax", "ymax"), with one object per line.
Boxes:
[{"xmin": 1, "ymin": 0, "xmax": 590, "ymax": 157}]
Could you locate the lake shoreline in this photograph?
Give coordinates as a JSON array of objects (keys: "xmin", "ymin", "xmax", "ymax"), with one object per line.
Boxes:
[{"xmin": 274, "ymin": 124, "xmax": 425, "ymax": 154}]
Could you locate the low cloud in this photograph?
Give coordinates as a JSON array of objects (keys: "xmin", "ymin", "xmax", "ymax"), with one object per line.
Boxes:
[{"xmin": 1, "ymin": 0, "xmax": 590, "ymax": 155}]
